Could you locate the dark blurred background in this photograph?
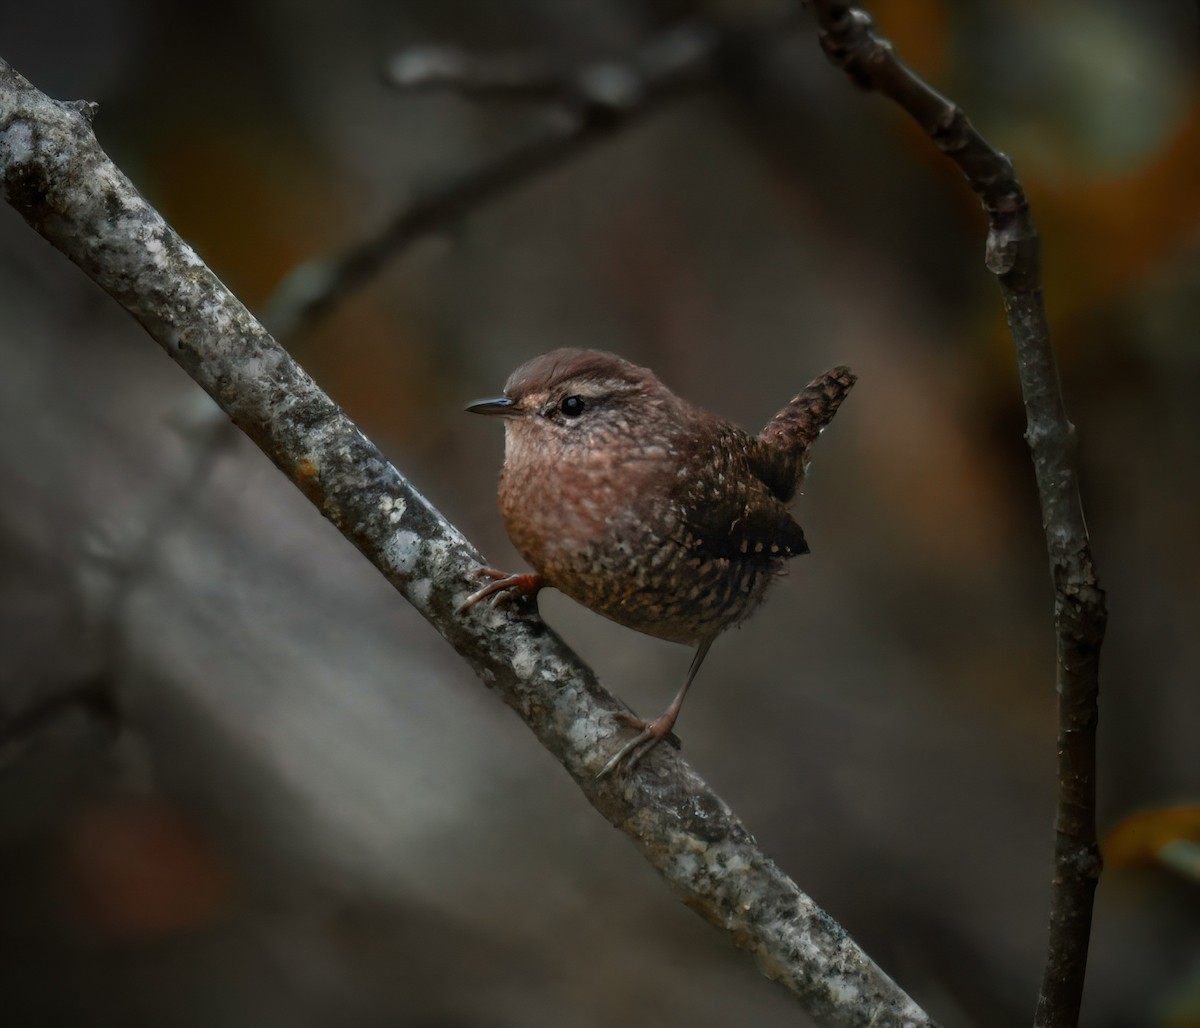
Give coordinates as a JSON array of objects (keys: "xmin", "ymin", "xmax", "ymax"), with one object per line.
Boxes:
[{"xmin": 1, "ymin": 1, "xmax": 1198, "ymax": 1025}]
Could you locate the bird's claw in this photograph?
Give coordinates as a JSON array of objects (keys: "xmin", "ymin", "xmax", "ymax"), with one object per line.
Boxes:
[
  {"xmin": 614, "ymin": 710, "xmax": 681, "ymax": 748},
  {"xmin": 458, "ymin": 568, "xmax": 543, "ymax": 614},
  {"xmin": 596, "ymin": 712, "xmax": 681, "ymax": 778}
]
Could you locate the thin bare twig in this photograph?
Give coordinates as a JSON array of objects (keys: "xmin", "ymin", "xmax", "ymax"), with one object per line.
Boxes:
[
  {"xmin": 0, "ymin": 673, "xmax": 118, "ymax": 759},
  {"xmin": 0, "ymin": 58, "xmax": 937, "ymax": 1028},
  {"xmin": 265, "ymin": 12, "xmax": 810, "ymax": 339},
  {"xmin": 383, "ymin": 45, "xmax": 574, "ymax": 98},
  {"xmin": 264, "ymin": 21, "xmax": 721, "ymax": 339},
  {"xmin": 809, "ymin": 5, "xmax": 1107, "ymax": 1026}
]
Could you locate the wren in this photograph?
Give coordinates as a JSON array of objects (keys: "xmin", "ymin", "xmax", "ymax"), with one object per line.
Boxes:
[{"xmin": 462, "ymin": 349, "xmax": 855, "ymax": 775}]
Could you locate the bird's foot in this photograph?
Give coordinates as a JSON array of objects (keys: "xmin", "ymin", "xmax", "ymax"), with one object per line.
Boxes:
[
  {"xmin": 458, "ymin": 568, "xmax": 543, "ymax": 614},
  {"xmin": 596, "ymin": 711, "xmax": 681, "ymax": 778}
]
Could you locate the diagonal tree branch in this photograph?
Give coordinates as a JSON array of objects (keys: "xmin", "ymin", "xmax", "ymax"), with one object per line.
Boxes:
[
  {"xmin": 0, "ymin": 58, "xmax": 937, "ymax": 1028},
  {"xmin": 809, "ymin": 5, "xmax": 1107, "ymax": 1027}
]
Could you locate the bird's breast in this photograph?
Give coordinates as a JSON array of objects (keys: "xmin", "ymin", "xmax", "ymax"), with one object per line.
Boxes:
[
  {"xmin": 497, "ymin": 441, "xmax": 783, "ymax": 645},
  {"xmin": 499, "ymin": 444, "xmax": 666, "ymax": 569}
]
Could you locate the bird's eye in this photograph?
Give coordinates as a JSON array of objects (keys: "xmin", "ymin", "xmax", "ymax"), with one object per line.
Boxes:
[{"xmin": 560, "ymin": 395, "xmax": 586, "ymax": 418}]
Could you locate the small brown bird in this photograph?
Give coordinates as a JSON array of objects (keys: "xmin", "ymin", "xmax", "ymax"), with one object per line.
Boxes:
[{"xmin": 463, "ymin": 349, "xmax": 855, "ymax": 775}]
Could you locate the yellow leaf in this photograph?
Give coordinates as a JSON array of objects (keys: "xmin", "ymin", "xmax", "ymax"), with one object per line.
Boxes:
[{"xmin": 1104, "ymin": 806, "xmax": 1200, "ymax": 874}]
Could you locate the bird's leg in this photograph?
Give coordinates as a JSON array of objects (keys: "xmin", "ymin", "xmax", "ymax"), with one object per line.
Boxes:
[
  {"xmin": 597, "ymin": 637, "xmax": 714, "ymax": 778},
  {"xmin": 458, "ymin": 568, "xmax": 543, "ymax": 613}
]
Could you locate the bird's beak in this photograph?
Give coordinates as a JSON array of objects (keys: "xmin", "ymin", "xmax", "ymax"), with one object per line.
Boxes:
[{"xmin": 466, "ymin": 396, "xmax": 518, "ymax": 417}]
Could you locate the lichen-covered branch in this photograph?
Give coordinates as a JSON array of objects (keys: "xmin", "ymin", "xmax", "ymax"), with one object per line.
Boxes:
[
  {"xmin": 0, "ymin": 57, "xmax": 936, "ymax": 1028},
  {"xmin": 809, "ymin": 6, "xmax": 1107, "ymax": 1027}
]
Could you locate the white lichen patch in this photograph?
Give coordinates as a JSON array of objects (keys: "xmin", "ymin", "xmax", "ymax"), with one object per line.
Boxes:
[
  {"xmin": 511, "ymin": 647, "xmax": 537, "ymax": 680},
  {"xmin": 565, "ymin": 711, "xmax": 601, "ymax": 751},
  {"xmin": 673, "ymin": 849, "xmax": 703, "ymax": 879},
  {"xmin": 383, "ymin": 529, "xmax": 422, "ymax": 575},
  {"xmin": 140, "ymin": 229, "xmax": 169, "ymax": 267},
  {"xmin": 0, "ymin": 120, "xmax": 35, "ymax": 166},
  {"xmin": 667, "ymin": 831, "xmax": 711, "ymax": 883},
  {"xmin": 421, "ymin": 535, "xmax": 462, "ymax": 581},
  {"xmin": 409, "ymin": 577, "xmax": 432, "ymax": 610},
  {"xmin": 793, "ymin": 928, "xmax": 822, "ymax": 962},
  {"xmin": 826, "ymin": 975, "xmax": 862, "ymax": 1007},
  {"xmin": 379, "ymin": 493, "xmax": 407, "ymax": 524}
]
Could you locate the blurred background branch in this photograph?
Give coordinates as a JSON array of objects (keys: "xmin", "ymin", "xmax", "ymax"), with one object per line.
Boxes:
[
  {"xmin": 813, "ymin": 4, "xmax": 1106, "ymax": 1026},
  {"xmin": 264, "ymin": 11, "xmax": 801, "ymax": 341}
]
